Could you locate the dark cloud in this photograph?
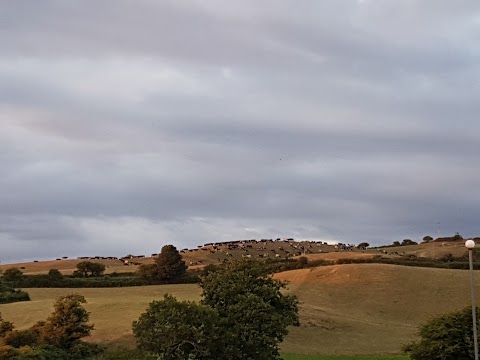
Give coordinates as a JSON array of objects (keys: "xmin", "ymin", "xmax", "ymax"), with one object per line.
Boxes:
[{"xmin": 1, "ymin": 1, "xmax": 480, "ymax": 262}]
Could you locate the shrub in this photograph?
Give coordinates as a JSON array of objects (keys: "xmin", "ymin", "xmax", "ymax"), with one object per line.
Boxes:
[
  {"xmin": 74, "ymin": 262, "xmax": 105, "ymax": 277},
  {"xmin": 3, "ymin": 329, "xmax": 39, "ymax": 348},
  {"xmin": 0, "ymin": 313, "xmax": 13, "ymax": 337},
  {"xmin": 133, "ymin": 295, "xmax": 221, "ymax": 359},
  {"xmin": 134, "ymin": 260, "xmax": 299, "ymax": 360},
  {"xmin": 40, "ymin": 294, "xmax": 94, "ymax": 349},
  {"xmin": 2, "ymin": 268, "xmax": 23, "ymax": 284},
  {"xmin": 48, "ymin": 269, "xmax": 63, "ymax": 279},
  {"xmin": 403, "ymin": 306, "xmax": 480, "ymax": 360}
]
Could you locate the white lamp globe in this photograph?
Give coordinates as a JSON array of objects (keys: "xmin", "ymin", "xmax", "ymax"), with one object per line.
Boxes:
[{"xmin": 465, "ymin": 240, "xmax": 476, "ymax": 249}]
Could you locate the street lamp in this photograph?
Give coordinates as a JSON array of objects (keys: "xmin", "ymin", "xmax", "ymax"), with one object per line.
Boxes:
[{"xmin": 466, "ymin": 239, "xmax": 478, "ymax": 360}]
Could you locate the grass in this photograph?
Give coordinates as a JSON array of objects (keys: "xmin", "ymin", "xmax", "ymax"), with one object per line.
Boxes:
[
  {"xmin": 283, "ymin": 356, "xmax": 408, "ymax": 360},
  {"xmin": 1, "ymin": 263, "xmax": 479, "ymax": 355}
]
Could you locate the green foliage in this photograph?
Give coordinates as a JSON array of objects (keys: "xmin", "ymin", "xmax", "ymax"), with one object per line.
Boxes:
[
  {"xmin": 403, "ymin": 306, "xmax": 480, "ymax": 360},
  {"xmin": 0, "ymin": 343, "xmax": 102, "ymax": 360},
  {"xmin": 47, "ymin": 269, "xmax": 63, "ymax": 279},
  {"xmin": 282, "ymin": 356, "xmax": 408, "ymax": 360},
  {"xmin": 201, "ymin": 260, "xmax": 299, "ymax": 360},
  {"xmin": 2, "ymin": 268, "xmax": 23, "ymax": 283},
  {"xmin": 0, "ymin": 280, "xmax": 30, "ymax": 304},
  {"xmin": 134, "ymin": 260, "xmax": 299, "ymax": 360},
  {"xmin": 91, "ymin": 348, "xmax": 158, "ymax": 360},
  {"xmin": 357, "ymin": 242, "xmax": 370, "ymax": 249},
  {"xmin": 133, "ymin": 294, "xmax": 221, "ymax": 359},
  {"xmin": 139, "ymin": 245, "xmax": 186, "ymax": 281},
  {"xmin": 74, "ymin": 262, "xmax": 106, "ymax": 277}
]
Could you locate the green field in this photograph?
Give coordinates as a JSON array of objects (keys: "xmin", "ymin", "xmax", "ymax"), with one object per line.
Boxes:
[{"xmin": 283, "ymin": 356, "xmax": 408, "ymax": 360}]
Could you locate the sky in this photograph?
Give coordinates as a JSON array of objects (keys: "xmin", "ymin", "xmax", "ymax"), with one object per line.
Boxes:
[{"xmin": 1, "ymin": 0, "xmax": 480, "ymax": 263}]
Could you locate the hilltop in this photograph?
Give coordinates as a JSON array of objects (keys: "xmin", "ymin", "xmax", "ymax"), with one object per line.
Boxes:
[{"xmin": 0, "ymin": 239, "xmax": 368, "ymax": 275}]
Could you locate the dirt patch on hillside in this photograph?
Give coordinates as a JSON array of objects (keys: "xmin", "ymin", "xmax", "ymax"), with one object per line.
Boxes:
[
  {"xmin": 296, "ymin": 252, "xmax": 377, "ymax": 261},
  {"xmin": 275, "ymin": 264, "xmax": 393, "ymax": 286}
]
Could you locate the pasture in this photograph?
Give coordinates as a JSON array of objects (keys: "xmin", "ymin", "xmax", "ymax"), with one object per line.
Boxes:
[
  {"xmin": 282, "ymin": 356, "xmax": 408, "ymax": 360},
  {"xmin": 1, "ymin": 263, "xmax": 480, "ymax": 355}
]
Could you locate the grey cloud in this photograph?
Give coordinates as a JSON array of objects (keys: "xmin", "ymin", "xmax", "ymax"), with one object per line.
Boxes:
[{"xmin": 1, "ymin": 1, "xmax": 480, "ymax": 262}]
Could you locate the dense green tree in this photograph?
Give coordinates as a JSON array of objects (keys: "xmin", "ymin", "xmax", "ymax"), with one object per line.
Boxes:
[
  {"xmin": 134, "ymin": 260, "xmax": 299, "ymax": 360},
  {"xmin": 200, "ymin": 260, "xmax": 299, "ymax": 360},
  {"xmin": 2, "ymin": 268, "xmax": 23, "ymax": 283},
  {"xmin": 155, "ymin": 245, "xmax": 186, "ymax": 280},
  {"xmin": 139, "ymin": 245, "xmax": 186, "ymax": 281},
  {"xmin": 75, "ymin": 262, "xmax": 105, "ymax": 277},
  {"xmin": 404, "ymin": 306, "xmax": 480, "ymax": 360},
  {"xmin": 133, "ymin": 294, "xmax": 221, "ymax": 360}
]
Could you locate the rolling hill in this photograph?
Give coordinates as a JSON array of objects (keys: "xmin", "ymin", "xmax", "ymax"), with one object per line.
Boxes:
[{"xmin": 1, "ymin": 263, "xmax": 479, "ymax": 355}]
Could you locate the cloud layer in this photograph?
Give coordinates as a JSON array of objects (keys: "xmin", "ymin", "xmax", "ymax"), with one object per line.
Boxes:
[{"xmin": 1, "ymin": 1, "xmax": 480, "ymax": 262}]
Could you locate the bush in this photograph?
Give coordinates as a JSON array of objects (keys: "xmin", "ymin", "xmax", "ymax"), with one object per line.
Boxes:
[
  {"xmin": 134, "ymin": 260, "xmax": 299, "ymax": 360},
  {"xmin": 403, "ymin": 306, "xmax": 480, "ymax": 360},
  {"xmin": 48, "ymin": 269, "xmax": 63, "ymax": 279},
  {"xmin": 2, "ymin": 268, "xmax": 23, "ymax": 284},
  {"xmin": 3, "ymin": 329, "xmax": 39, "ymax": 348},
  {"xmin": 0, "ymin": 313, "xmax": 13, "ymax": 337},
  {"xmin": 133, "ymin": 295, "xmax": 221, "ymax": 359},
  {"xmin": 40, "ymin": 294, "xmax": 94, "ymax": 349},
  {"xmin": 74, "ymin": 262, "xmax": 106, "ymax": 277}
]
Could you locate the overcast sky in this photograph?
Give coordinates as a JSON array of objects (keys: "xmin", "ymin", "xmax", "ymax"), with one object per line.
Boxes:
[{"xmin": 1, "ymin": 0, "xmax": 480, "ymax": 263}]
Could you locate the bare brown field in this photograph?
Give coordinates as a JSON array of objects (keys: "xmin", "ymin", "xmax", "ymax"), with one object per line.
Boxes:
[
  {"xmin": 295, "ymin": 252, "xmax": 378, "ymax": 262},
  {"xmin": 1, "ymin": 263, "xmax": 479, "ymax": 354}
]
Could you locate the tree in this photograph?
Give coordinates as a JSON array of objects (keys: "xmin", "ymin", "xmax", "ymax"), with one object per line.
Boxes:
[
  {"xmin": 200, "ymin": 260, "xmax": 299, "ymax": 360},
  {"xmin": 402, "ymin": 239, "xmax": 418, "ymax": 246},
  {"xmin": 2, "ymin": 268, "xmax": 23, "ymax": 283},
  {"xmin": 48, "ymin": 269, "xmax": 63, "ymax": 279},
  {"xmin": 422, "ymin": 236, "xmax": 433, "ymax": 243},
  {"xmin": 133, "ymin": 260, "xmax": 299, "ymax": 360},
  {"xmin": 393, "ymin": 241, "xmax": 401, "ymax": 246},
  {"xmin": 74, "ymin": 261, "xmax": 105, "ymax": 277},
  {"xmin": 139, "ymin": 245, "xmax": 186, "ymax": 281},
  {"xmin": 357, "ymin": 242, "xmax": 370, "ymax": 250},
  {"xmin": 40, "ymin": 294, "xmax": 94, "ymax": 349},
  {"xmin": 403, "ymin": 306, "xmax": 480, "ymax": 360},
  {"xmin": 133, "ymin": 294, "xmax": 221, "ymax": 360}
]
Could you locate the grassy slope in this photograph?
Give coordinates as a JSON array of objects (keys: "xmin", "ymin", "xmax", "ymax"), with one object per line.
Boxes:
[
  {"xmin": 283, "ymin": 356, "xmax": 408, "ymax": 360},
  {"xmin": 277, "ymin": 264, "xmax": 477, "ymax": 355},
  {"xmin": 376, "ymin": 240, "xmax": 468, "ymax": 259},
  {"xmin": 0, "ymin": 284, "xmax": 201, "ymax": 347},
  {"xmin": 1, "ymin": 263, "xmax": 478, "ymax": 355}
]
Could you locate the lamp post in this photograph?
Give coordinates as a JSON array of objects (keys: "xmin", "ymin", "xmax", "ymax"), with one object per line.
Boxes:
[{"xmin": 466, "ymin": 239, "xmax": 478, "ymax": 360}]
